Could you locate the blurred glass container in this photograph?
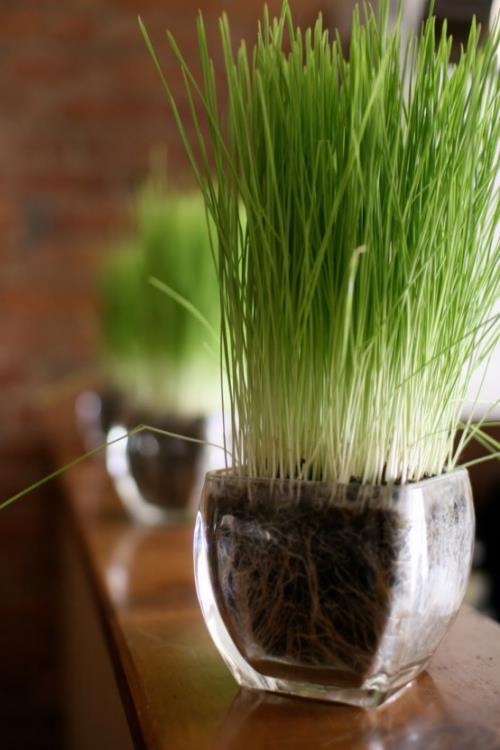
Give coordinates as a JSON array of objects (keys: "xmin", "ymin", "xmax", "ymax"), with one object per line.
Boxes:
[
  {"xmin": 75, "ymin": 389, "xmax": 123, "ymax": 452},
  {"xmin": 106, "ymin": 409, "xmax": 226, "ymax": 526}
]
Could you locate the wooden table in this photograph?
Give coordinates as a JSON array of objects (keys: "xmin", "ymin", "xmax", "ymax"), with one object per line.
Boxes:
[{"xmin": 48, "ymin": 406, "xmax": 500, "ymax": 750}]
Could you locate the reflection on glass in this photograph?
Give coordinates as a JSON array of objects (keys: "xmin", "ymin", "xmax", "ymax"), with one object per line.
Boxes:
[{"xmin": 104, "ymin": 526, "xmax": 153, "ymax": 607}]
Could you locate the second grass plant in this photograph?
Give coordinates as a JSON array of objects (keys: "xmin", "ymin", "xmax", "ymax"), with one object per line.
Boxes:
[{"xmin": 101, "ymin": 176, "xmax": 220, "ymax": 418}]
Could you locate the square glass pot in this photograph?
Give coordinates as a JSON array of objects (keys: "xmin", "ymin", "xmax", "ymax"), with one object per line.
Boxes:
[{"xmin": 194, "ymin": 469, "xmax": 474, "ymax": 707}]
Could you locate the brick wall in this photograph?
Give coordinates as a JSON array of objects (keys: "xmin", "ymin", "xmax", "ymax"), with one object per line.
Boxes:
[
  {"xmin": 0, "ymin": 0, "xmax": 337, "ymax": 453},
  {"xmin": 0, "ymin": 2, "xmax": 334, "ymax": 746}
]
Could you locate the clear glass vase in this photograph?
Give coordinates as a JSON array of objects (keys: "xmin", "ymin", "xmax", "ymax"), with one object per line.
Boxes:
[
  {"xmin": 75, "ymin": 389, "xmax": 123, "ymax": 452},
  {"xmin": 194, "ymin": 469, "xmax": 474, "ymax": 707},
  {"xmin": 106, "ymin": 409, "xmax": 213, "ymax": 526}
]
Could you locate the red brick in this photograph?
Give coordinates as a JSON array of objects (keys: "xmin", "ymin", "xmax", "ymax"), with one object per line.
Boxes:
[
  {"xmin": 0, "ymin": 10, "xmax": 47, "ymax": 39},
  {"xmin": 0, "ymin": 6, "xmax": 316, "ymax": 743}
]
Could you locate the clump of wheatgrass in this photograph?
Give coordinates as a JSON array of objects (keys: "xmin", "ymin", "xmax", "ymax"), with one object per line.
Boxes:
[
  {"xmin": 141, "ymin": 0, "xmax": 499, "ymax": 485},
  {"xmin": 0, "ymin": 172, "xmax": 224, "ymax": 512},
  {"xmin": 101, "ymin": 173, "xmax": 220, "ymax": 417}
]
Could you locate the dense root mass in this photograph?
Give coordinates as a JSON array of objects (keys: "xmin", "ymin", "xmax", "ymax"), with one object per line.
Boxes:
[
  {"xmin": 206, "ymin": 480, "xmax": 401, "ymax": 685},
  {"xmin": 199, "ymin": 471, "xmax": 474, "ymax": 702}
]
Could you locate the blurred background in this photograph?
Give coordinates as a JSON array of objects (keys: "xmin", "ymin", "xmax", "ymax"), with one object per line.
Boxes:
[{"xmin": 0, "ymin": 1, "xmax": 498, "ymax": 748}]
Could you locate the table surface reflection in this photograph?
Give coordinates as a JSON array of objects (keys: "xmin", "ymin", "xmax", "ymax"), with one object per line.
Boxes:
[{"xmin": 49, "ymin": 407, "xmax": 500, "ymax": 750}]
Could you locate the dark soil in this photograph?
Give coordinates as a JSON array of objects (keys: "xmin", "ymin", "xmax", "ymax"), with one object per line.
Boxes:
[{"xmin": 205, "ymin": 479, "xmax": 402, "ymax": 685}]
